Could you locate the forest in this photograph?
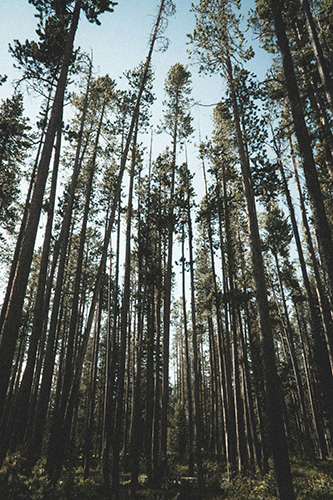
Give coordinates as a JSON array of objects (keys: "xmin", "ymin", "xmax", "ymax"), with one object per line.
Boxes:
[{"xmin": 0, "ymin": 0, "xmax": 332, "ymax": 498}]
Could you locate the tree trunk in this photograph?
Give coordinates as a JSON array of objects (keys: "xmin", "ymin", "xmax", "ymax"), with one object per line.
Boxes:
[
  {"xmin": 289, "ymin": 136, "xmax": 333, "ymax": 372},
  {"xmin": 83, "ymin": 292, "xmax": 102, "ymax": 478},
  {"xmin": 4, "ymin": 121, "xmax": 62, "ymax": 460},
  {"xmin": 47, "ymin": 102, "xmax": 104, "ymax": 481},
  {"xmin": 186, "ymin": 167, "xmax": 204, "ymax": 496},
  {"xmin": 226, "ymin": 54, "xmax": 295, "ymax": 500},
  {"xmin": 102, "ymin": 201, "xmax": 121, "ymax": 492},
  {"xmin": 274, "ymin": 142, "xmax": 329, "ymax": 457},
  {"xmin": 0, "ymin": 91, "xmax": 52, "ymax": 335},
  {"xmin": 181, "ymin": 227, "xmax": 195, "ymax": 477},
  {"xmin": 298, "ymin": 0, "xmax": 333, "ymax": 113},
  {"xmin": 111, "ymin": 122, "xmax": 138, "ymax": 499},
  {"xmin": 273, "ymin": 252, "xmax": 314, "ymax": 459},
  {"xmin": 202, "ymin": 160, "xmax": 237, "ymax": 477},
  {"xmin": 270, "ymin": 0, "xmax": 333, "ymax": 308},
  {"xmin": 0, "ymin": 0, "xmax": 82, "ymax": 407},
  {"xmin": 161, "ymin": 118, "xmax": 178, "ymax": 459}
]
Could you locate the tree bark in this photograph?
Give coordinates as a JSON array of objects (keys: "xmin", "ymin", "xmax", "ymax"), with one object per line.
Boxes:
[
  {"xmin": 6, "ymin": 121, "xmax": 62, "ymax": 458},
  {"xmin": 181, "ymin": 226, "xmax": 195, "ymax": 477},
  {"xmin": 226, "ymin": 54, "xmax": 295, "ymax": 500},
  {"xmin": 270, "ymin": 0, "xmax": 333, "ymax": 308},
  {"xmin": 298, "ymin": 0, "xmax": 333, "ymax": 113},
  {"xmin": 186, "ymin": 167, "xmax": 205, "ymax": 496},
  {"xmin": 0, "ymin": 0, "xmax": 82, "ymax": 407}
]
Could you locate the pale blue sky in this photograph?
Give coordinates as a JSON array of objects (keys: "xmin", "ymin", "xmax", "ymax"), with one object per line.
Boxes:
[
  {"xmin": 0, "ymin": 0, "xmax": 275, "ymax": 301},
  {"xmin": 0, "ymin": 0, "xmax": 273, "ymax": 190}
]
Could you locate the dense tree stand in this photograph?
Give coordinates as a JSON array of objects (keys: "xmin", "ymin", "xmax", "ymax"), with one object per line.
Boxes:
[{"xmin": 0, "ymin": 0, "xmax": 332, "ymax": 499}]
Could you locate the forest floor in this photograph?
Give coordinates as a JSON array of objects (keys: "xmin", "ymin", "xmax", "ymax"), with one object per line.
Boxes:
[{"xmin": 0, "ymin": 455, "xmax": 333, "ymax": 499}]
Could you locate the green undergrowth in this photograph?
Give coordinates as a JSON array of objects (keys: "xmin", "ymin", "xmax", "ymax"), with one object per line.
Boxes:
[{"xmin": 0, "ymin": 454, "xmax": 332, "ymax": 499}]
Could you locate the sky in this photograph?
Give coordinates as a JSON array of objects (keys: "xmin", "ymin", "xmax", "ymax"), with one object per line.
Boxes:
[
  {"xmin": 0, "ymin": 0, "xmax": 273, "ymax": 184},
  {"xmin": 0, "ymin": 0, "xmax": 276, "ymax": 309},
  {"xmin": 0, "ymin": 0, "xmax": 277, "ymax": 285}
]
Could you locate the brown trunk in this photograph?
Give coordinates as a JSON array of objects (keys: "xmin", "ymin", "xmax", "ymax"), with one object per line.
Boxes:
[
  {"xmin": 273, "ymin": 252, "xmax": 314, "ymax": 459},
  {"xmin": 226, "ymin": 54, "xmax": 295, "ymax": 499},
  {"xmin": 0, "ymin": 0, "xmax": 82, "ymax": 407},
  {"xmin": 186, "ymin": 168, "xmax": 204, "ymax": 495},
  {"xmin": 270, "ymin": 0, "xmax": 333, "ymax": 307},
  {"xmin": 294, "ymin": 300, "xmax": 328, "ymax": 457},
  {"xmin": 151, "ymin": 236, "xmax": 162, "ymax": 481},
  {"xmin": 47, "ymin": 103, "xmax": 104, "ymax": 480},
  {"xmin": 298, "ymin": 0, "xmax": 333, "ymax": 113},
  {"xmin": 207, "ymin": 316, "xmax": 220, "ymax": 457},
  {"xmin": 83, "ymin": 292, "xmax": 102, "ymax": 478},
  {"xmin": 8, "ymin": 122, "xmax": 62, "ymax": 456},
  {"xmin": 289, "ymin": 137, "xmax": 333, "ymax": 373},
  {"xmin": 102, "ymin": 202, "xmax": 121, "ymax": 492},
  {"xmin": 238, "ymin": 308, "xmax": 260, "ymax": 471},
  {"xmin": 275, "ymin": 142, "xmax": 329, "ymax": 457},
  {"xmin": 161, "ymin": 112, "xmax": 178, "ymax": 459},
  {"xmin": 221, "ymin": 160, "xmax": 247, "ymax": 472},
  {"xmin": 0, "ymin": 91, "xmax": 52, "ymax": 335},
  {"xmin": 111, "ymin": 131, "xmax": 136, "ymax": 499},
  {"xmin": 202, "ymin": 160, "xmax": 237, "ymax": 477},
  {"xmin": 181, "ymin": 226, "xmax": 195, "ymax": 477}
]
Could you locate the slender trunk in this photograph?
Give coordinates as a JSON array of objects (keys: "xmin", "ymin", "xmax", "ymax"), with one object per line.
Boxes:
[
  {"xmin": 208, "ymin": 316, "xmax": 220, "ymax": 457},
  {"xmin": 298, "ymin": 58, "xmax": 333, "ymax": 180},
  {"xmin": 289, "ymin": 137, "xmax": 333, "ymax": 373},
  {"xmin": 294, "ymin": 300, "xmax": 329, "ymax": 457},
  {"xmin": 47, "ymin": 103, "xmax": 104, "ymax": 480},
  {"xmin": 161, "ymin": 112, "xmax": 178, "ymax": 458},
  {"xmin": 226, "ymin": 55, "xmax": 295, "ymax": 499},
  {"xmin": 186, "ymin": 169, "xmax": 204, "ymax": 496},
  {"xmin": 151, "ymin": 244, "xmax": 162, "ymax": 481},
  {"xmin": 274, "ymin": 138, "xmax": 331, "ymax": 457},
  {"xmin": 0, "ymin": 0, "xmax": 82, "ymax": 407},
  {"xmin": 202, "ymin": 160, "xmax": 236, "ymax": 477},
  {"xmin": 298, "ymin": 0, "xmax": 333, "ymax": 113},
  {"xmin": 6, "ymin": 122, "xmax": 62, "ymax": 456},
  {"xmin": 270, "ymin": 0, "xmax": 333, "ymax": 306},
  {"xmin": 221, "ymin": 160, "xmax": 247, "ymax": 472},
  {"xmin": 181, "ymin": 228, "xmax": 195, "ymax": 477},
  {"xmin": 103, "ymin": 202, "xmax": 121, "ymax": 492},
  {"xmin": 143, "ymin": 133, "xmax": 155, "ymax": 470},
  {"xmin": 27, "ymin": 234, "xmax": 72, "ymax": 469},
  {"xmin": 126, "ymin": 121, "xmax": 148, "ymax": 496},
  {"xmin": 83, "ymin": 292, "xmax": 102, "ymax": 478},
  {"xmin": 273, "ymin": 252, "xmax": 314, "ymax": 459},
  {"xmin": 0, "ymin": 91, "xmax": 52, "ymax": 335},
  {"xmin": 112, "ymin": 125, "xmax": 137, "ymax": 499},
  {"xmin": 276, "ymin": 136, "xmax": 333, "ymax": 370},
  {"xmin": 237, "ymin": 309, "xmax": 260, "ymax": 471},
  {"xmin": 289, "ymin": 140, "xmax": 333, "ymax": 435}
]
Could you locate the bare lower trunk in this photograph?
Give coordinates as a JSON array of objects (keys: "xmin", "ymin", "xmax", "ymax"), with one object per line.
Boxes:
[
  {"xmin": 0, "ymin": 0, "xmax": 82, "ymax": 408},
  {"xmin": 270, "ymin": 0, "xmax": 333, "ymax": 307},
  {"xmin": 226, "ymin": 55, "xmax": 295, "ymax": 500}
]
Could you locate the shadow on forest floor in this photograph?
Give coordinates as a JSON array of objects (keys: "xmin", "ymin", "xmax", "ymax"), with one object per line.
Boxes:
[{"xmin": 1, "ymin": 454, "xmax": 333, "ymax": 499}]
